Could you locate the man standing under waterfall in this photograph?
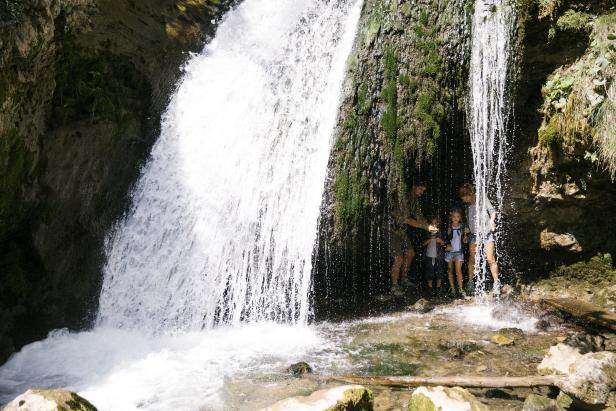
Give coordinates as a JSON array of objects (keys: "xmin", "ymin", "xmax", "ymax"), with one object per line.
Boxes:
[{"xmin": 388, "ymin": 178, "xmax": 436, "ymax": 296}]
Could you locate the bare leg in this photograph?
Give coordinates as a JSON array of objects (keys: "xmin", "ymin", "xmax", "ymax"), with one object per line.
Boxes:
[
  {"xmin": 468, "ymin": 243, "xmax": 477, "ymax": 282},
  {"xmin": 447, "ymin": 262, "xmax": 455, "ymax": 289},
  {"xmin": 436, "ymin": 279, "xmax": 442, "ymax": 288},
  {"xmin": 391, "ymin": 255, "xmax": 403, "ymax": 286},
  {"xmin": 427, "ymin": 279, "xmax": 433, "ymax": 288},
  {"xmin": 455, "ymin": 260, "xmax": 464, "ymax": 288},
  {"xmin": 400, "ymin": 247, "xmax": 415, "ymax": 283},
  {"xmin": 485, "ymin": 241, "xmax": 499, "ymax": 283}
]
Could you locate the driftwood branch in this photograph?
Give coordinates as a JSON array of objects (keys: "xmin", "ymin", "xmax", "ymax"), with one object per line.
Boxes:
[
  {"xmin": 542, "ymin": 298, "xmax": 616, "ymax": 331},
  {"xmin": 307, "ymin": 374, "xmax": 563, "ymax": 388}
]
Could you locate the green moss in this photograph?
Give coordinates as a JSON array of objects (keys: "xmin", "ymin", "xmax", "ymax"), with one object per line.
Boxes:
[
  {"xmin": 556, "ymin": 10, "xmax": 592, "ymax": 32},
  {"xmin": 357, "ymin": 83, "xmax": 371, "ymax": 116},
  {"xmin": 326, "ymin": 387, "xmax": 373, "ymax": 411},
  {"xmin": 381, "ymin": 45, "xmax": 399, "ymax": 143},
  {"xmin": 538, "ymin": 120, "xmax": 559, "ymax": 146},
  {"xmin": 549, "ymin": 253, "xmax": 616, "ymax": 284},
  {"xmin": 407, "ymin": 393, "xmax": 437, "ymax": 411}
]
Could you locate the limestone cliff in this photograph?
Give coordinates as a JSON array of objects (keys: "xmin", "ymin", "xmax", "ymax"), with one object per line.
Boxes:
[
  {"xmin": 0, "ymin": 0, "xmax": 231, "ymax": 363},
  {"xmin": 510, "ymin": 0, "xmax": 616, "ymax": 273}
]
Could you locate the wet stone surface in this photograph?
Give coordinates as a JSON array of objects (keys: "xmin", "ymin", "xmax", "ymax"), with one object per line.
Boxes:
[{"xmin": 221, "ymin": 300, "xmax": 591, "ymax": 410}]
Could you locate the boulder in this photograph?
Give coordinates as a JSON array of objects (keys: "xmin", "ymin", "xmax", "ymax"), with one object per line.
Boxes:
[
  {"xmin": 522, "ymin": 394, "xmax": 567, "ymax": 411},
  {"xmin": 407, "ymin": 386, "xmax": 489, "ymax": 411},
  {"xmin": 287, "ymin": 361, "xmax": 313, "ymax": 376},
  {"xmin": 2, "ymin": 389, "xmax": 97, "ymax": 411},
  {"xmin": 409, "ymin": 298, "xmax": 434, "ymax": 314},
  {"xmin": 558, "ymin": 351, "xmax": 616, "ymax": 405},
  {"xmin": 260, "ymin": 385, "xmax": 373, "ymax": 411},
  {"xmin": 537, "ymin": 344, "xmax": 582, "ymax": 375}
]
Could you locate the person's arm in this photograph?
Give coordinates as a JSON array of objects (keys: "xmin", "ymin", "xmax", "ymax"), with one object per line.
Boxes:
[
  {"xmin": 403, "ymin": 216, "xmax": 437, "ymax": 232},
  {"xmin": 421, "ymin": 238, "xmax": 431, "ymax": 247}
]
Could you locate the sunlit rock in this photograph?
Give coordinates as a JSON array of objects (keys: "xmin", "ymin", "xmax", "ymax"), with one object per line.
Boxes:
[
  {"xmin": 408, "ymin": 386, "xmax": 488, "ymax": 411},
  {"xmin": 558, "ymin": 351, "xmax": 616, "ymax": 405},
  {"xmin": 538, "ymin": 344, "xmax": 582, "ymax": 375},
  {"xmin": 260, "ymin": 385, "xmax": 373, "ymax": 411},
  {"xmin": 540, "ymin": 230, "xmax": 582, "ymax": 252},
  {"xmin": 2, "ymin": 389, "xmax": 97, "ymax": 411},
  {"xmin": 491, "ymin": 334, "xmax": 515, "ymax": 346}
]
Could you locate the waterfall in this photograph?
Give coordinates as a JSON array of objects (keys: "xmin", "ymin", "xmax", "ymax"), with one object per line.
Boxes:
[
  {"xmin": 468, "ymin": 0, "xmax": 516, "ymax": 293},
  {"xmin": 96, "ymin": 0, "xmax": 363, "ymax": 331}
]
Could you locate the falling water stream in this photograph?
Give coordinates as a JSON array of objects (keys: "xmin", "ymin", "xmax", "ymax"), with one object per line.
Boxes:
[{"xmin": 468, "ymin": 0, "xmax": 516, "ymax": 295}]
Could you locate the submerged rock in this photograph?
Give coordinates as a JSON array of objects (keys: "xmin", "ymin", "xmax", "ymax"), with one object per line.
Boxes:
[
  {"xmin": 287, "ymin": 361, "xmax": 313, "ymax": 376},
  {"xmin": 2, "ymin": 389, "xmax": 97, "ymax": 411},
  {"xmin": 408, "ymin": 386, "xmax": 488, "ymax": 411},
  {"xmin": 260, "ymin": 385, "xmax": 373, "ymax": 411},
  {"xmin": 409, "ymin": 298, "xmax": 434, "ymax": 314}
]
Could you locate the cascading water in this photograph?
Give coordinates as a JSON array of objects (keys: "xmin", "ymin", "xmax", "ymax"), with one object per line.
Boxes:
[
  {"xmin": 97, "ymin": 0, "xmax": 363, "ymax": 331},
  {"xmin": 0, "ymin": 0, "xmax": 363, "ymax": 409},
  {"xmin": 468, "ymin": 0, "xmax": 516, "ymax": 295}
]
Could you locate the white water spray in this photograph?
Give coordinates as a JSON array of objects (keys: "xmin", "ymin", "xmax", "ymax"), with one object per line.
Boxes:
[
  {"xmin": 97, "ymin": 0, "xmax": 363, "ymax": 330},
  {"xmin": 468, "ymin": 0, "xmax": 516, "ymax": 295}
]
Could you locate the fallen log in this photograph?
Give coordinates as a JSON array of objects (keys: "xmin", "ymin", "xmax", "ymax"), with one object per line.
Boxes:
[
  {"xmin": 307, "ymin": 374, "xmax": 563, "ymax": 389},
  {"xmin": 542, "ymin": 298, "xmax": 616, "ymax": 332}
]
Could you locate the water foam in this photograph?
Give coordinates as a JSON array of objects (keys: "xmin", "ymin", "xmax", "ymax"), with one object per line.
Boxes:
[{"xmin": 0, "ymin": 324, "xmax": 324, "ymax": 410}]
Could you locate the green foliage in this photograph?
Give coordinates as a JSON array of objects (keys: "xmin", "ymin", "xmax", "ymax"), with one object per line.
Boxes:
[
  {"xmin": 556, "ymin": 10, "xmax": 591, "ymax": 32},
  {"xmin": 550, "ymin": 254, "xmax": 616, "ymax": 284}
]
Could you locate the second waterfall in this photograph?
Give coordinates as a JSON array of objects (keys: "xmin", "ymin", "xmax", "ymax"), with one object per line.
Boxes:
[
  {"xmin": 97, "ymin": 0, "xmax": 363, "ymax": 331},
  {"xmin": 468, "ymin": 0, "xmax": 516, "ymax": 294}
]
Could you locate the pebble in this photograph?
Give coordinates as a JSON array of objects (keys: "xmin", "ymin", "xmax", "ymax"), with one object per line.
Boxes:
[{"xmin": 491, "ymin": 334, "xmax": 515, "ymax": 346}]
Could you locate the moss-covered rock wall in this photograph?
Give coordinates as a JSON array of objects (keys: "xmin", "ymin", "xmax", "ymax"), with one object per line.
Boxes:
[
  {"xmin": 0, "ymin": 0, "xmax": 231, "ymax": 363},
  {"xmin": 314, "ymin": 0, "xmax": 473, "ymax": 310}
]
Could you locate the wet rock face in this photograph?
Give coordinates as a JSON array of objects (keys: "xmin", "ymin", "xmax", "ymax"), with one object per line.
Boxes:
[{"xmin": 0, "ymin": 0, "xmax": 232, "ymax": 363}]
